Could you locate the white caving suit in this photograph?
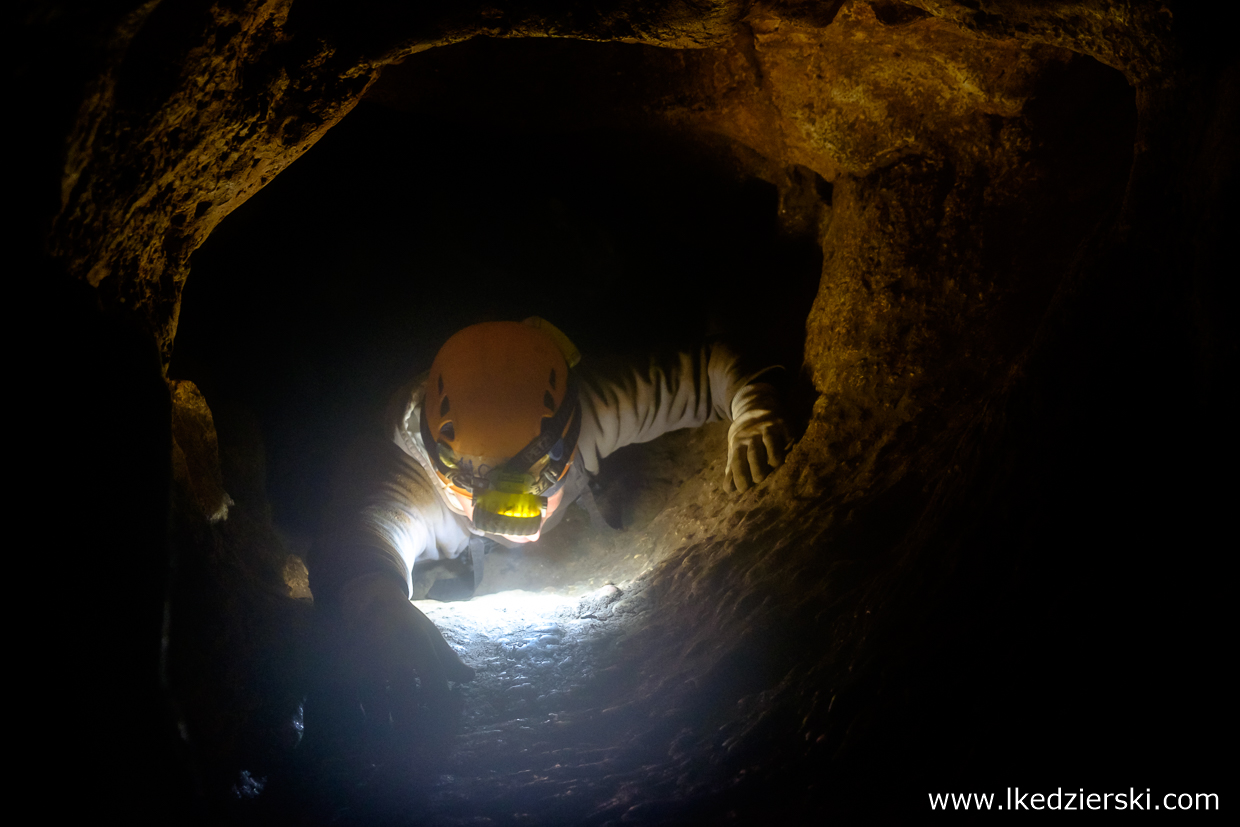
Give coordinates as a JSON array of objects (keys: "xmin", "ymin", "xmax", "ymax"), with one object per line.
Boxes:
[{"xmin": 308, "ymin": 341, "xmax": 786, "ymax": 605}]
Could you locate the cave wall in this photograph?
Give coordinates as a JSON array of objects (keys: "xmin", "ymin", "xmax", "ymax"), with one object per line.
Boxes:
[
  {"xmin": 48, "ymin": 0, "xmax": 755, "ymax": 362},
  {"xmin": 27, "ymin": 0, "xmax": 1234, "ymax": 820},
  {"xmin": 48, "ymin": 0, "xmax": 1175, "ymax": 362}
]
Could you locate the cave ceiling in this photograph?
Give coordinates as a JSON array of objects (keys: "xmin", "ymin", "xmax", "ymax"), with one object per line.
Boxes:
[{"xmin": 51, "ymin": 0, "xmax": 1173, "ymax": 364}]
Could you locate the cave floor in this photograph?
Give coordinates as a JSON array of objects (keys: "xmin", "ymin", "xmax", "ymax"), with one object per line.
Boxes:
[
  {"xmin": 282, "ymin": 425, "xmax": 733, "ymax": 825},
  {"xmin": 410, "ymin": 584, "xmax": 652, "ymax": 825},
  {"xmin": 294, "ymin": 564, "xmax": 672, "ymax": 825},
  {"xmin": 397, "ymin": 478, "xmax": 689, "ymax": 821}
]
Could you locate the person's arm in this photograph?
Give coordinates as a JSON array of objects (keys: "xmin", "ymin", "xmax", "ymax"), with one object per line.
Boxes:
[
  {"xmin": 575, "ymin": 340, "xmax": 792, "ymax": 491},
  {"xmin": 308, "ymin": 430, "xmax": 475, "ymax": 723},
  {"xmin": 310, "ymin": 433, "xmax": 465, "ymax": 604}
]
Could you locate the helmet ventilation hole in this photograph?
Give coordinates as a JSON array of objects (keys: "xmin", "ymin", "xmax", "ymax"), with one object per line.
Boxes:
[
  {"xmin": 549, "ymin": 368, "xmax": 557, "ymax": 390},
  {"xmin": 437, "ymin": 374, "xmax": 444, "ymax": 394},
  {"xmin": 544, "ymin": 390, "xmax": 556, "ymax": 412},
  {"xmin": 439, "ymin": 422, "xmax": 455, "ymax": 441},
  {"xmin": 440, "ymin": 396, "xmax": 451, "ymax": 416}
]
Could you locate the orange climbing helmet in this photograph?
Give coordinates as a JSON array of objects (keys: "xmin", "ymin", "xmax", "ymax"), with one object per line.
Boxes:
[{"xmin": 420, "ymin": 319, "xmax": 581, "ymax": 536}]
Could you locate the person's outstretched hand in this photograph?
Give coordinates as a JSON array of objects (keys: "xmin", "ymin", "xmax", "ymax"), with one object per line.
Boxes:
[
  {"xmin": 336, "ymin": 572, "xmax": 474, "ymax": 726},
  {"xmin": 725, "ymin": 382, "xmax": 793, "ymax": 493}
]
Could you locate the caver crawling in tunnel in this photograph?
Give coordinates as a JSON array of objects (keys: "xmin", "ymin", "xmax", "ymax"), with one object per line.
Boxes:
[
  {"xmin": 27, "ymin": 0, "xmax": 1234, "ymax": 822},
  {"xmin": 308, "ymin": 318, "xmax": 792, "ymax": 735}
]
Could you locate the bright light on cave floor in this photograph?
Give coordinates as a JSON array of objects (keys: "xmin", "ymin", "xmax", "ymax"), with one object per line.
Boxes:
[
  {"xmin": 416, "ymin": 507, "xmax": 654, "ymax": 656},
  {"xmin": 409, "ymin": 583, "xmax": 640, "ymax": 790},
  {"xmin": 414, "ymin": 581, "xmax": 635, "ymax": 703},
  {"xmin": 414, "ymin": 588, "xmax": 595, "ymax": 654},
  {"xmin": 411, "ymin": 522, "xmax": 654, "ymax": 744}
]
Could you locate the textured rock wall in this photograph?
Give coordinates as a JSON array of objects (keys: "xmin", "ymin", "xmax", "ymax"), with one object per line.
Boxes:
[
  {"xmin": 170, "ymin": 379, "xmax": 233, "ymax": 522},
  {"xmin": 49, "ymin": 0, "xmax": 751, "ymax": 362},
  {"xmin": 48, "ymin": 1, "xmax": 1175, "ymax": 363}
]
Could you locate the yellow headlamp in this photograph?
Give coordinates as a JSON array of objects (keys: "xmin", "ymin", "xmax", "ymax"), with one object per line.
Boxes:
[
  {"xmin": 471, "ymin": 491, "xmax": 546, "ymax": 535},
  {"xmin": 468, "ymin": 470, "xmax": 543, "ymax": 535}
]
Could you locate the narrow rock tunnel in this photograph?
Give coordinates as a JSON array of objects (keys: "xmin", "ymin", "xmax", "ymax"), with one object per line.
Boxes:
[{"xmin": 25, "ymin": 1, "xmax": 1234, "ymax": 823}]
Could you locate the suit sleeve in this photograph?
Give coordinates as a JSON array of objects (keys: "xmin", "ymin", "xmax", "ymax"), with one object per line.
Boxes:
[
  {"xmin": 574, "ymin": 340, "xmax": 777, "ymax": 474},
  {"xmin": 308, "ymin": 386, "xmax": 471, "ymax": 605}
]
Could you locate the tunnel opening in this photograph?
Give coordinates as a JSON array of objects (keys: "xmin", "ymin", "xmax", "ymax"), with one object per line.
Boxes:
[
  {"xmin": 168, "ymin": 36, "xmax": 828, "ymax": 820},
  {"xmin": 35, "ymin": 2, "xmax": 1236, "ymax": 824},
  {"xmin": 163, "ymin": 27, "xmax": 1156, "ymax": 822},
  {"xmin": 171, "ymin": 89, "xmax": 824, "ymax": 582}
]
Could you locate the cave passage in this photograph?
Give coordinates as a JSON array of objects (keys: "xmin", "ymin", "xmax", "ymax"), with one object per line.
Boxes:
[
  {"xmin": 172, "ymin": 98, "xmax": 822, "ymax": 551},
  {"xmin": 170, "ymin": 74, "xmax": 824, "ymax": 820},
  {"xmin": 41, "ymin": 3, "xmax": 1233, "ymax": 823}
]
